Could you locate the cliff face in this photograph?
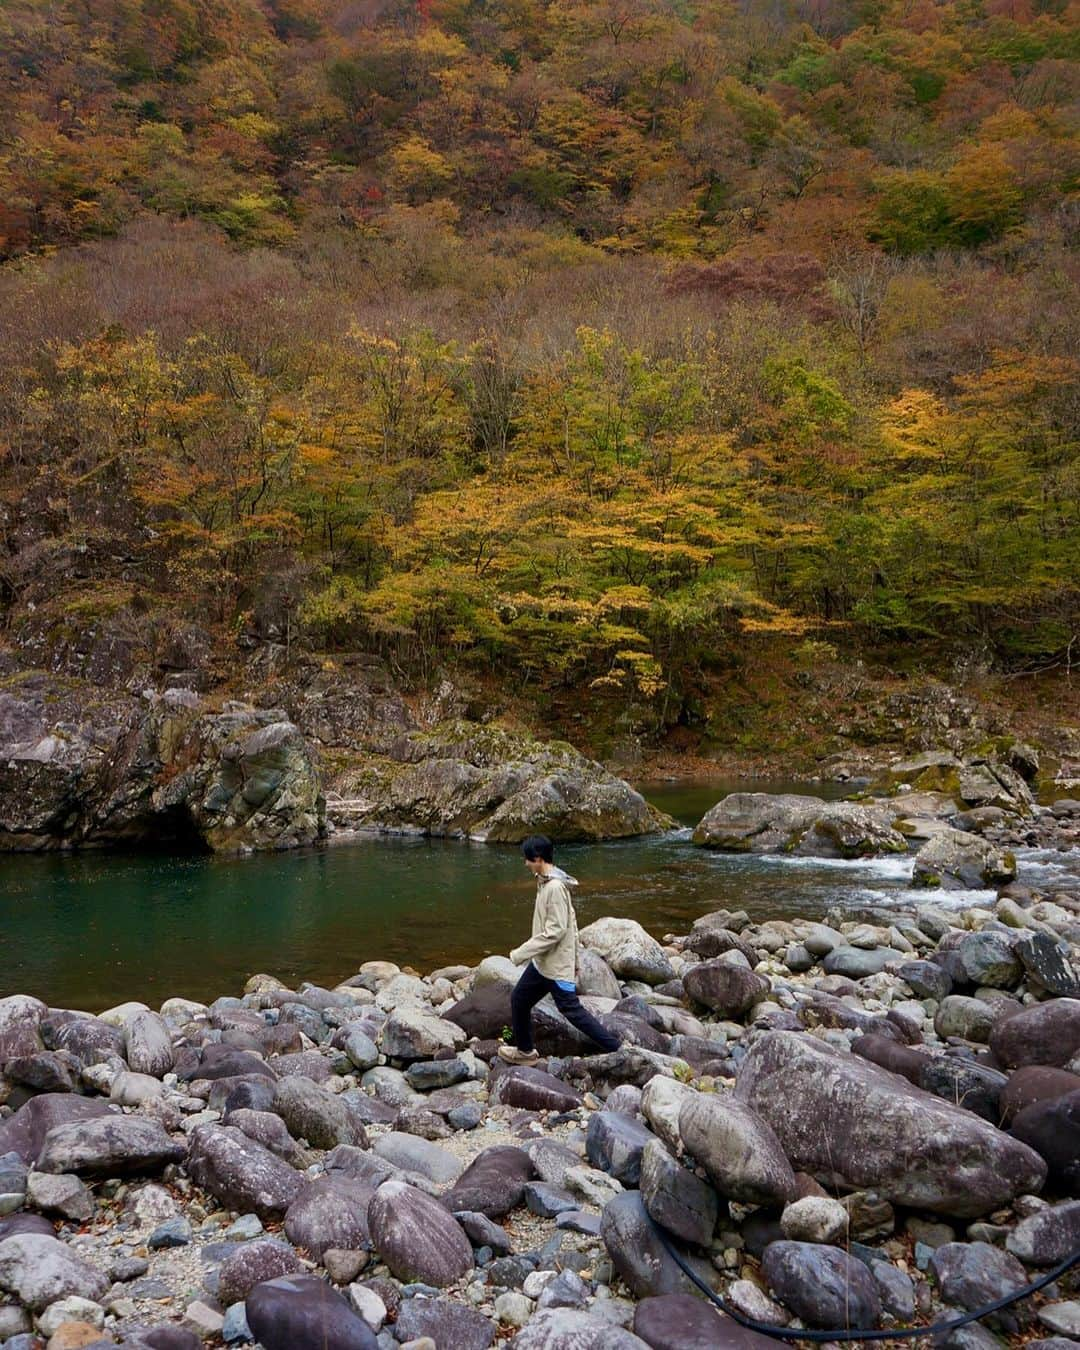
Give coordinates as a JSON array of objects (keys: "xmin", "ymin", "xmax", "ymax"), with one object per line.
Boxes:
[
  {"xmin": 0, "ymin": 666, "xmax": 670, "ymax": 853},
  {"xmin": 0, "ymin": 674, "xmax": 323, "ymax": 853}
]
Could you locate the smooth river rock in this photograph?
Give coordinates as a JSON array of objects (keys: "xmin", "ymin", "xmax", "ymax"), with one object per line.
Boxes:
[
  {"xmin": 185, "ymin": 1124, "xmax": 304, "ymax": 1220},
  {"xmin": 762, "ymin": 1240, "xmax": 880, "ymax": 1329},
  {"xmin": 246, "ymin": 1273, "xmax": 378, "ymax": 1350},
  {"xmin": 0, "ymin": 1232, "xmax": 108, "ymax": 1310},
  {"xmin": 989, "ymin": 999, "xmax": 1080, "ymax": 1068},
  {"xmin": 367, "ymin": 1178, "xmax": 473, "ymax": 1286},
  {"xmin": 37, "ymin": 1116, "xmax": 185, "ymax": 1176},
  {"xmin": 736, "ymin": 1031, "xmax": 1046, "ymax": 1216},
  {"xmin": 678, "ymin": 1090, "xmax": 797, "ymax": 1207}
]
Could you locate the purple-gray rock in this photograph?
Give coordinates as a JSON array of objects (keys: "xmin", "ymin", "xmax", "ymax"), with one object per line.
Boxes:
[
  {"xmin": 678, "ymin": 1090, "xmax": 797, "ymax": 1207},
  {"xmin": 999, "ymin": 1066, "xmax": 1080, "ymax": 1123},
  {"xmin": 929, "ymin": 1241, "xmax": 1027, "ymax": 1324},
  {"xmin": 394, "ymin": 1296, "xmax": 495, "ymax": 1348},
  {"xmin": 271, "ymin": 1076, "xmax": 368, "ymax": 1150},
  {"xmin": 440, "ymin": 1146, "xmax": 535, "ymax": 1218},
  {"xmin": 763, "ymin": 1241, "xmax": 880, "ymax": 1329},
  {"xmin": 634, "ymin": 1293, "xmax": 781, "ymax": 1348},
  {"xmin": 600, "ymin": 1191, "xmax": 695, "ymax": 1299},
  {"xmin": 284, "ymin": 1175, "xmax": 375, "ymax": 1261},
  {"xmin": 185, "ymin": 1124, "xmax": 304, "ymax": 1220},
  {"xmin": 246, "ymin": 1273, "xmax": 378, "ymax": 1350},
  {"xmin": 682, "ymin": 961, "xmax": 770, "ymax": 1017},
  {"xmin": 639, "ymin": 1139, "xmax": 718, "ymax": 1247},
  {"xmin": 216, "ymin": 1238, "xmax": 302, "ymax": 1306},
  {"xmin": 491, "ymin": 1065, "xmax": 583, "ymax": 1113},
  {"xmin": 367, "ymin": 1179, "xmax": 472, "ymax": 1287},
  {"xmin": 990, "ymin": 999, "xmax": 1080, "ymax": 1068},
  {"xmin": 586, "ymin": 1111, "xmax": 655, "ymax": 1186},
  {"xmin": 454, "ymin": 1210, "xmax": 512, "ymax": 1254},
  {"xmin": 37, "ymin": 1115, "xmax": 185, "ymax": 1176},
  {"xmin": 736, "ymin": 1031, "xmax": 1046, "ymax": 1216},
  {"xmin": 1010, "ymin": 1090, "xmax": 1080, "ymax": 1193},
  {"xmin": 1007, "ymin": 1201, "xmax": 1080, "ymax": 1267},
  {"xmin": 0, "ymin": 1094, "xmax": 112, "ymax": 1164}
]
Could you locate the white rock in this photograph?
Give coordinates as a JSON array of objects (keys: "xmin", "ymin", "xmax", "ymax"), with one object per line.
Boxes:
[
  {"xmin": 493, "ymin": 1291, "xmax": 534, "ymax": 1327},
  {"xmin": 348, "ymin": 1283, "xmax": 387, "ymax": 1330},
  {"xmin": 781, "ymin": 1195, "xmax": 850, "ymax": 1245},
  {"xmin": 37, "ymin": 1296, "xmax": 105, "ymax": 1338},
  {"xmin": 640, "ymin": 1076, "xmax": 696, "ymax": 1154},
  {"xmin": 97, "ymin": 1001, "xmax": 150, "ymax": 1029}
]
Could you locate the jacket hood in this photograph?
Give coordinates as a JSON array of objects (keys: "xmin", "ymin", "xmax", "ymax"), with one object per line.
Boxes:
[{"xmin": 539, "ymin": 865, "xmax": 579, "ymax": 888}]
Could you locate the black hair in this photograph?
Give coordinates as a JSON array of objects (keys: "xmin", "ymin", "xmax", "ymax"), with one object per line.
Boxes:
[{"xmin": 521, "ymin": 834, "xmax": 554, "ymax": 863}]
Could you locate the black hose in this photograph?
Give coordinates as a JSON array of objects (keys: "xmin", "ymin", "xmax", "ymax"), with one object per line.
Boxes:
[{"xmin": 647, "ymin": 1215, "xmax": 1080, "ymax": 1342}]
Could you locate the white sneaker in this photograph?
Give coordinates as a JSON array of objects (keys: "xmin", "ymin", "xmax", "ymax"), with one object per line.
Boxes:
[{"xmin": 497, "ymin": 1044, "xmax": 540, "ymax": 1066}]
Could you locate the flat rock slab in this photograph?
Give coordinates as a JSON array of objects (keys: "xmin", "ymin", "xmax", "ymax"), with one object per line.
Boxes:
[
  {"xmin": 37, "ymin": 1116, "xmax": 185, "ymax": 1176},
  {"xmin": 372, "ymin": 1131, "xmax": 462, "ymax": 1185},
  {"xmin": 440, "ymin": 1145, "xmax": 535, "ymax": 1218},
  {"xmin": 634, "ymin": 1293, "xmax": 782, "ymax": 1348},
  {"xmin": 509, "ymin": 1308, "xmax": 651, "ymax": 1348},
  {"xmin": 491, "ymin": 1066, "xmax": 583, "ymax": 1113},
  {"xmin": 246, "ymin": 1273, "xmax": 378, "ymax": 1350},
  {"xmin": 737, "ymin": 1031, "xmax": 1046, "ymax": 1216},
  {"xmin": 395, "ymin": 1296, "xmax": 495, "ymax": 1349}
]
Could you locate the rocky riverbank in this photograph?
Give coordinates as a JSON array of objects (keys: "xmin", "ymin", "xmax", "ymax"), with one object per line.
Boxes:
[
  {"xmin": 2, "ymin": 876, "xmax": 1079, "ymax": 1349},
  {"xmin": 0, "ymin": 674, "xmax": 669, "ymax": 854}
]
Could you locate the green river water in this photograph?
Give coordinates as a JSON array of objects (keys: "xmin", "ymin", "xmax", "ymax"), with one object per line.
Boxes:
[{"xmin": 3, "ymin": 779, "xmax": 1078, "ymax": 1010}]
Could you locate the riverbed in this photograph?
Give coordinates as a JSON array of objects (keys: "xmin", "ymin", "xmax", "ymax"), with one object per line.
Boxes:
[{"xmin": 3, "ymin": 779, "xmax": 1078, "ymax": 1009}]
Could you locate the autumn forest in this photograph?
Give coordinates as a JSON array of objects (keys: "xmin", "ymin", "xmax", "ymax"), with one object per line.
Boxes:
[{"xmin": 0, "ymin": 0, "xmax": 1077, "ymax": 745}]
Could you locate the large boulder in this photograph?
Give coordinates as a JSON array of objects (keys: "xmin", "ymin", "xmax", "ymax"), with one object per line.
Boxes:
[
  {"xmin": 245, "ymin": 1273, "xmax": 378, "ymax": 1350},
  {"xmin": 678, "ymin": 1091, "xmax": 797, "ymax": 1207},
  {"xmin": 271, "ymin": 1077, "xmax": 368, "ymax": 1150},
  {"xmin": 911, "ymin": 828, "xmax": 1016, "ymax": 890},
  {"xmin": 0, "ymin": 1095, "xmax": 113, "ymax": 1164},
  {"xmin": 378, "ymin": 1007, "xmax": 466, "ymax": 1061},
  {"xmin": 736, "ymin": 1031, "xmax": 1046, "ymax": 1216},
  {"xmin": 367, "ymin": 1179, "xmax": 473, "ymax": 1286},
  {"xmin": 693, "ymin": 794, "xmax": 905, "ymax": 858},
  {"xmin": 682, "ymin": 962, "xmax": 770, "ymax": 1017},
  {"xmin": 491, "ymin": 1066, "xmax": 583, "ymax": 1113},
  {"xmin": 586, "ymin": 1112, "xmax": 655, "ymax": 1187},
  {"xmin": 284, "ymin": 1176, "xmax": 375, "ymax": 1260},
  {"xmin": 185, "ymin": 1124, "xmax": 303, "ymax": 1220},
  {"xmin": 0, "ymin": 1232, "xmax": 108, "ymax": 1310},
  {"xmin": 327, "ymin": 722, "xmax": 670, "ymax": 842},
  {"xmin": 990, "ymin": 1000, "xmax": 1080, "ymax": 1069},
  {"xmin": 36, "ymin": 1116, "xmax": 185, "ymax": 1176},
  {"xmin": 0, "ymin": 676, "xmax": 323, "ymax": 853},
  {"xmin": 578, "ymin": 919, "xmax": 675, "ymax": 985},
  {"xmin": 394, "ymin": 1297, "xmax": 495, "ymax": 1349}
]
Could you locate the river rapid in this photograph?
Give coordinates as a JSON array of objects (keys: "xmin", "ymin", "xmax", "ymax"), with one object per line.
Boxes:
[{"xmin": 3, "ymin": 779, "xmax": 1078, "ymax": 1010}]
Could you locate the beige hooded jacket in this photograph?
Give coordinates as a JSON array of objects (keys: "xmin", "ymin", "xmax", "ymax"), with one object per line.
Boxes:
[{"xmin": 509, "ymin": 866, "xmax": 579, "ymax": 983}]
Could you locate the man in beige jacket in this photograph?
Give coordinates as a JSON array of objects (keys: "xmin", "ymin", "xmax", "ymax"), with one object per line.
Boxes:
[{"xmin": 498, "ymin": 834, "xmax": 622, "ymax": 1065}]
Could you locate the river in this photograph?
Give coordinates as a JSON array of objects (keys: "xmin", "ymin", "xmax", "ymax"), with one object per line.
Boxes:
[{"xmin": 2, "ymin": 779, "xmax": 1078, "ymax": 1010}]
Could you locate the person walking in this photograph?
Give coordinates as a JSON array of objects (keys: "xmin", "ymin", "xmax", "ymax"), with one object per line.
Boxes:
[{"xmin": 498, "ymin": 833, "xmax": 622, "ymax": 1065}]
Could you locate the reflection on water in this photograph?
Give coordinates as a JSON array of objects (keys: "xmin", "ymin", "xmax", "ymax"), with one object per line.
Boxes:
[{"xmin": 2, "ymin": 778, "xmax": 1077, "ymax": 1010}]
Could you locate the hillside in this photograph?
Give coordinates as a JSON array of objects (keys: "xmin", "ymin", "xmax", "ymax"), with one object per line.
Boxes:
[{"xmin": 0, "ymin": 0, "xmax": 1077, "ymax": 758}]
